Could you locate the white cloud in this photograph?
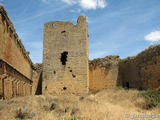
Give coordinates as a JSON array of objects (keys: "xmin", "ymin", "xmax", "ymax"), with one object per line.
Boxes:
[
  {"xmin": 79, "ymin": 0, "xmax": 97, "ymax": 9},
  {"xmin": 97, "ymin": 0, "xmax": 106, "ymax": 8},
  {"xmin": 42, "ymin": 0, "xmax": 107, "ymax": 9},
  {"xmin": 61, "ymin": 0, "xmax": 107, "ymax": 9},
  {"xmin": 145, "ymin": 31, "xmax": 160, "ymax": 42}
]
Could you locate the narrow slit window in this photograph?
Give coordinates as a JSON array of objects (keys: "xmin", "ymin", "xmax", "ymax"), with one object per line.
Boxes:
[{"xmin": 60, "ymin": 51, "xmax": 68, "ymax": 65}]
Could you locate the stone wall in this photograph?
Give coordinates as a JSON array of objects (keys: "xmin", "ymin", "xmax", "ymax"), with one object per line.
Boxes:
[
  {"xmin": 43, "ymin": 16, "xmax": 89, "ymax": 95},
  {"xmin": 89, "ymin": 44, "xmax": 160, "ymax": 91},
  {"xmin": 0, "ymin": 5, "xmax": 35, "ymax": 99},
  {"xmin": 118, "ymin": 44, "xmax": 160, "ymax": 90},
  {"xmin": 32, "ymin": 63, "xmax": 43, "ymax": 95},
  {"xmin": 0, "ymin": 5, "xmax": 33, "ymax": 79},
  {"xmin": 89, "ymin": 56, "xmax": 120, "ymax": 92},
  {"xmin": 0, "ymin": 59, "xmax": 32, "ymax": 99}
]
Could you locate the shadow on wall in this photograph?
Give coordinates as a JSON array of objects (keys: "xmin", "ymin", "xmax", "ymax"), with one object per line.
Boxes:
[
  {"xmin": 35, "ymin": 72, "xmax": 42, "ymax": 95},
  {"xmin": 117, "ymin": 59, "xmax": 143, "ymax": 90}
]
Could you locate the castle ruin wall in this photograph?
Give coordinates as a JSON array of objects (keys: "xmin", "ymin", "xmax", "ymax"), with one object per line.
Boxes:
[
  {"xmin": 0, "ymin": 5, "xmax": 33, "ymax": 79},
  {"xmin": 0, "ymin": 5, "xmax": 34, "ymax": 99},
  {"xmin": 118, "ymin": 44, "xmax": 160, "ymax": 90},
  {"xmin": 43, "ymin": 16, "xmax": 89, "ymax": 95},
  {"xmin": 89, "ymin": 56, "xmax": 120, "ymax": 92}
]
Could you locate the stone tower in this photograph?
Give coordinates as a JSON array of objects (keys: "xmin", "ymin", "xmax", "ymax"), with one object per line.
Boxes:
[{"xmin": 43, "ymin": 16, "xmax": 89, "ymax": 95}]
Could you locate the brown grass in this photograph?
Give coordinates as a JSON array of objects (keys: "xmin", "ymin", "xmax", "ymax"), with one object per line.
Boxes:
[{"xmin": 0, "ymin": 89, "xmax": 159, "ymax": 120}]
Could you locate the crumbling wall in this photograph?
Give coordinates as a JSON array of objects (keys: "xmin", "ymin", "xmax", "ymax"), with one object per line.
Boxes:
[
  {"xmin": 0, "ymin": 59, "xmax": 32, "ymax": 99},
  {"xmin": 89, "ymin": 56, "xmax": 120, "ymax": 92},
  {"xmin": 0, "ymin": 5, "xmax": 32, "ymax": 79},
  {"xmin": 118, "ymin": 44, "xmax": 160, "ymax": 90},
  {"xmin": 32, "ymin": 63, "xmax": 43, "ymax": 95},
  {"xmin": 0, "ymin": 5, "xmax": 34, "ymax": 99},
  {"xmin": 43, "ymin": 16, "xmax": 89, "ymax": 95}
]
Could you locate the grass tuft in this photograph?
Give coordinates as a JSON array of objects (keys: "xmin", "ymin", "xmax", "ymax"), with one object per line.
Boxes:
[{"xmin": 138, "ymin": 89, "xmax": 160, "ymax": 109}]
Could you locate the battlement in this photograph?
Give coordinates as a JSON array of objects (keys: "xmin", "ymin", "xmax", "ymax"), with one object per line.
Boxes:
[{"xmin": 44, "ymin": 16, "xmax": 87, "ymax": 28}]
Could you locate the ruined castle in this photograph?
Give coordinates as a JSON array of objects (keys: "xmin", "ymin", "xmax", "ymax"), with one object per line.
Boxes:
[
  {"xmin": 0, "ymin": 5, "xmax": 160, "ymax": 99},
  {"xmin": 0, "ymin": 5, "xmax": 40, "ymax": 99},
  {"xmin": 43, "ymin": 17, "xmax": 89, "ymax": 95},
  {"xmin": 89, "ymin": 46, "xmax": 160, "ymax": 92}
]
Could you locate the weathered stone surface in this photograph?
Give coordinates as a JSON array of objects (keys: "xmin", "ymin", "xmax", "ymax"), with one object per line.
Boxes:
[
  {"xmin": 0, "ymin": 5, "xmax": 35, "ymax": 99},
  {"xmin": 32, "ymin": 63, "xmax": 43, "ymax": 95},
  {"xmin": 43, "ymin": 16, "xmax": 89, "ymax": 95},
  {"xmin": 33, "ymin": 63, "xmax": 43, "ymax": 72},
  {"xmin": 89, "ymin": 45, "xmax": 160, "ymax": 91},
  {"xmin": 0, "ymin": 60, "xmax": 33, "ymax": 99},
  {"xmin": 89, "ymin": 56, "xmax": 120, "ymax": 92},
  {"xmin": 118, "ymin": 44, "xmax": 160, "ymax": 90},
  {"xmin": 1, "ymin": 4, "xmax": 160, "ymax": 99},
  {"xmin": 0, "ymin": 5, "xmax": 33, "ymax": 79}
]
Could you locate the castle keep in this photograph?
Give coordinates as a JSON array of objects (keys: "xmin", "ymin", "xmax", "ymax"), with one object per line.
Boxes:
[{"xmin": 43, "ymin": 16, "xmax": 89, "ymax": 95}]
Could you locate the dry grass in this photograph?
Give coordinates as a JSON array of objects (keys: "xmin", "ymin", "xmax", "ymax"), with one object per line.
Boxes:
[{"xmin": 0, "ymin": 89, "xmax": 159, "ymax": 120}]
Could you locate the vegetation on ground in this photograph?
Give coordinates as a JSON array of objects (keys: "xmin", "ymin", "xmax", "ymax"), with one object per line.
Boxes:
[
  {"xmin": 138, "ymin": 89, "xmax": 160, "ymax": 109},
  {"xmin": 0, "ymin": 89, "xmax": 159, "ymax": 120}
]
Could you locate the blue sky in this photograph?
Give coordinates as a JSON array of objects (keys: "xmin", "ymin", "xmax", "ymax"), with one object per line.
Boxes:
[{"xmin": 1, "ymin": 0, "xmax": 160, "ymax": 63}]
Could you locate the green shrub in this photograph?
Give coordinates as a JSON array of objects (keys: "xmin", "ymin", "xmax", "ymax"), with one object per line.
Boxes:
[{"xmin": 138, "ymin": 89, "xmax": 160, "ymax": 109}]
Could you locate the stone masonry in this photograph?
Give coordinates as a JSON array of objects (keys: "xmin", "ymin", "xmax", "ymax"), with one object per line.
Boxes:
[
  {"xmin": 0, "ymin": 5, "xmax": 32, "ymax": 79},
  {"xmin": 0, "ymin": 5, "xmax": 40, "ymax": 99},
  {"xmin": 1, "ymin": 4, "xmax": 160, "ymax": 98},
  {"xmin": 89, "ymin": 45, "xmax": 160, "ymax": 92},
  {"xmin": 118, "ymin": 44, "xmax": 160, "ymax": 90},
  {"xmin": 43, "ymin": 16, "xmax": 89, "ymax": 95},
  {"xmin": 0, "ymin": 59, "xmax": 32, "ymax": 99},
  {"xmin": 89, "ymin": 56, "xmax": 120, "ymax": 92}
]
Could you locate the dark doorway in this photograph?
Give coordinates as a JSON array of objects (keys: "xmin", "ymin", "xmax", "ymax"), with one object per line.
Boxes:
[
  {"xmin": 35, "ymin": 72, "xmax": 43, "ymax": 95},
  {"xmin": 60, "ymin": 51, "xmax": 68, "ymax": 65},
  {"xmin": 126, "ymin": 82, "xmax": 129, "ymax": 89}
]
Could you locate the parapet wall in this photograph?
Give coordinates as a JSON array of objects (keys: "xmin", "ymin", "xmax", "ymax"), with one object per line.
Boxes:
[
  {"xmin": 0, "ymin": 5, "xmax": 33, "ymax": 79},
  {"xmin": 118, "ymin": 44, "xmax": 160, "ymax": 90},
  {"xmin": 89, "ymin": 56, "xmax": 120, "ymax": 92}
]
